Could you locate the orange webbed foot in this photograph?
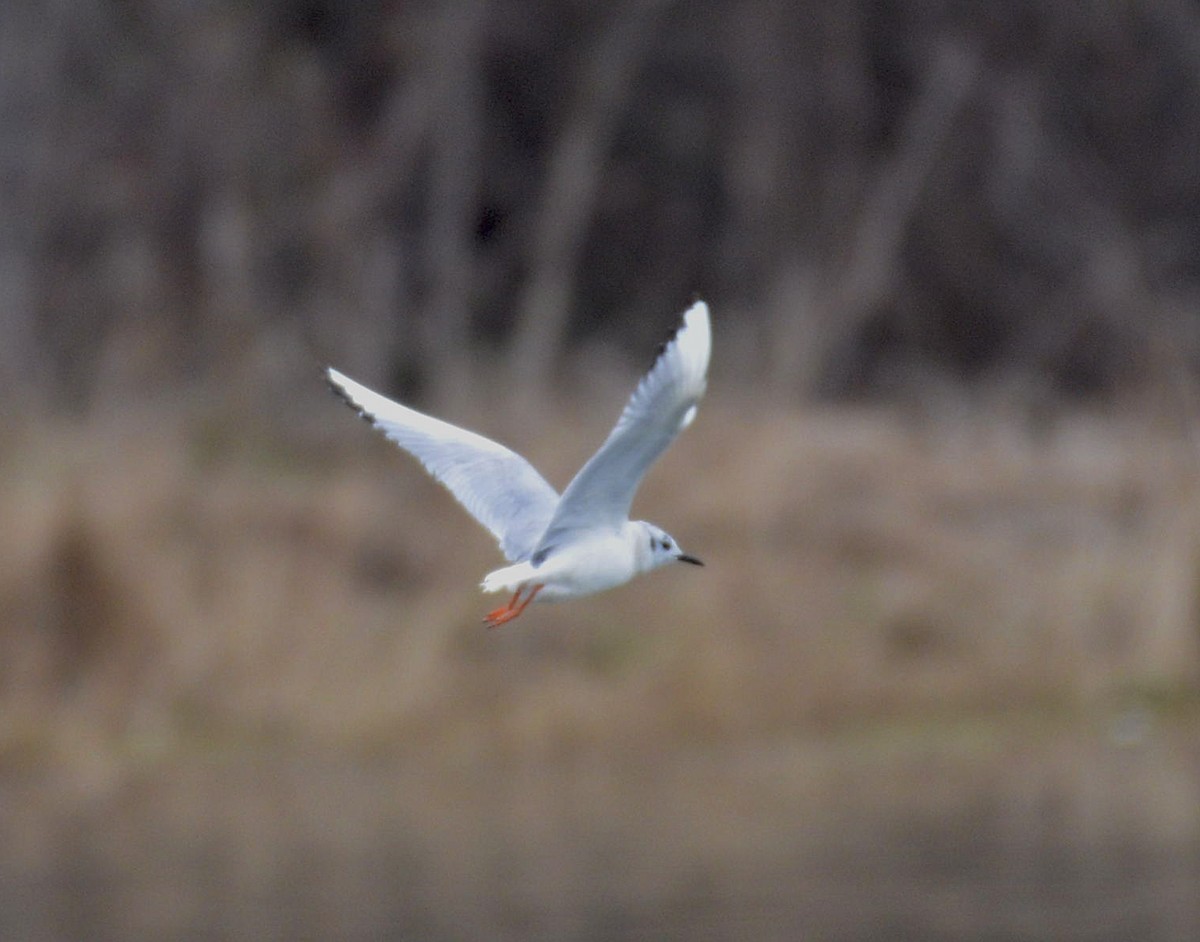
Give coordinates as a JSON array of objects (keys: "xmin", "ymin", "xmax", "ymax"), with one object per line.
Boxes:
[{"xmin": 482, "ymin": 584, "xmax": 543, "ymax": 629}]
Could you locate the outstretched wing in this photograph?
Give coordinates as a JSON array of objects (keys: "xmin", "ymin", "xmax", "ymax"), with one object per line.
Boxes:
[
  {"xmin": 530, "ymin": 300, "xmax": 711, "ymax": 562},
  {"xmin": 327, "ymin": 368, "xmax": 559, "ymax": 562}
]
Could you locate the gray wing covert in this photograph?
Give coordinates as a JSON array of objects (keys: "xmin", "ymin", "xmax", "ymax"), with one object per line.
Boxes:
[
  {"xmin": 531, "ymin": 301, "xmax": 711, "ymax": 561},
  {"xmin": 327, "ymin": 368, "xmax": 558, "ymax": 562}
]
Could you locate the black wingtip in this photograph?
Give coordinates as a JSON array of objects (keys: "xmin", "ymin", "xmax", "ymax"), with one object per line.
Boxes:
[
  {"xmin": 649, "ymin": 308, "xmax": 689, "ymax": 369},
  {"xmin": 324, "ymin": 368, "xmax": 350, "ymax": 405},
  {"xmin": 325, "ymin": 369, "xmax": 376, "ymax": 427}
]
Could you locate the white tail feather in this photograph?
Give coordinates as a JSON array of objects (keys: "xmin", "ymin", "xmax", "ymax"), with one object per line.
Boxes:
[{"xmin": 481, "ymin": 561, "xmax": 536, "ymax": 594}]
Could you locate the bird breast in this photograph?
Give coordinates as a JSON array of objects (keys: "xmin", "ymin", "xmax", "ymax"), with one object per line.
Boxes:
[{"xmin": 533, "ymin": 531, "xmax": 639, "ymax": 601}]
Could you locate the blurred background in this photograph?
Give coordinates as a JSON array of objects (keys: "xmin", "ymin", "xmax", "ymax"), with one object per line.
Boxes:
[{"xmin": 3, "ymin": 1, "xmax": 1200, "ymax": 939}]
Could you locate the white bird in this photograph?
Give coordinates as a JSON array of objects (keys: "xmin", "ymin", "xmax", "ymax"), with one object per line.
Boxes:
[{"xmin": 326, "ymin": 300, "xmax": 710, "ymax": 627}]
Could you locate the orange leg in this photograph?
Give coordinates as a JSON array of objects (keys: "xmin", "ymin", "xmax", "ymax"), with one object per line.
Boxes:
[{"xmin": 483, "ymin": 584, "xmax": 544, "ymax": 629}]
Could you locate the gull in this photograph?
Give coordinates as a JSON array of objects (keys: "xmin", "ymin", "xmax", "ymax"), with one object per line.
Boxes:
[{"xmin": 326, "ymin": 300, "xmax": 710, "ymax": 627}]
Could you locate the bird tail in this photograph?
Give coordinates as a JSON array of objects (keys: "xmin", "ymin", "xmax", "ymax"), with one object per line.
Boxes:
[{"xmin": 481, "ymin": 561, "xmax": 535, "ymax": 594}]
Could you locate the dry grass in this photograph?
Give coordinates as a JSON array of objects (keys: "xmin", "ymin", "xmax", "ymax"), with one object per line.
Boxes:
[
  {"xmin": 2, "ymin": 396, "xmax": 1200, "ymax": 939},
  {"xmin": 2, "ymin": 395, "xmax": 1197, "ymax": 768}
]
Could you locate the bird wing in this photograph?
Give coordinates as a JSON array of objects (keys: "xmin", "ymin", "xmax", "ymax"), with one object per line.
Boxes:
[
  {"xmin": 327, "ymin": 368, "xmax": 559, "ymax": 562},
  {"xmin": 530, "ymin": 300, "xmax": 711, "ymax": 563}
]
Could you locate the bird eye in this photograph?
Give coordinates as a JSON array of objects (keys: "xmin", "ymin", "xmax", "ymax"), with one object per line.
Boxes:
[{"xmin": 663, "ymin": 538, "xmax": 672, "ymax": 549}]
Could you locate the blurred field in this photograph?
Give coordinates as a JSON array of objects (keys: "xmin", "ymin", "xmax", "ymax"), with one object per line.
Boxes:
[{"xmin": 2, "ymin": 395, "xmax": 1199, "ymax": 940}]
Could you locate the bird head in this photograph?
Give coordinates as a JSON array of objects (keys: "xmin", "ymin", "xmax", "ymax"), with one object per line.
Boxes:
[{"xmin": 635, "ymin": 521, "xmax": 703, "ymax": 572}]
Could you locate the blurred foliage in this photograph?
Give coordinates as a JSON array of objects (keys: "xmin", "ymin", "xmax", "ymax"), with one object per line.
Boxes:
[
  {"xmin": 4, "ymin": 6, "xmax": 1200, "ymax": 932},
  {"xmin": 3, "ymin": 0, "xmax": 1200, "ymax": 412}
]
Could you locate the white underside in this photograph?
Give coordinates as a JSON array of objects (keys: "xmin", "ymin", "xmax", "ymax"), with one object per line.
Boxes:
[{"xmin": 481, "ymin": 529, "xmax": 640, "ymax": 603}]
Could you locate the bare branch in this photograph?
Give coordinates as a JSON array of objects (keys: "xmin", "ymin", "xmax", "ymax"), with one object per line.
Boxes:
[
  {"xmin": 420, "ymin": 0, "xmax": 489, "ymax": 404},
  {"xmin": 508, "ymin": 0, "xmax": 676, "ymax": 390},
  {"xmin": 771, "ymin": 40, "xmax": 980, "ymax": 393}
]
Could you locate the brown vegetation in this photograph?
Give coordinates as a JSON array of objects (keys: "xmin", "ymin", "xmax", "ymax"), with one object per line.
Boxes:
[
  {"xmin": 5, "ymin": 1, "xmax": 1200, "ymax": 936},
  {"xmin": 5, "ymin": 399, "xmax": 1198, "ymax": 756},
  {"xmin": 2, "ymin": 395, "xmax": 1199, "ymax": 937},
  {"xmin": 5, "ymin": 1, "xmax": 1200, "ymax": 410}
]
